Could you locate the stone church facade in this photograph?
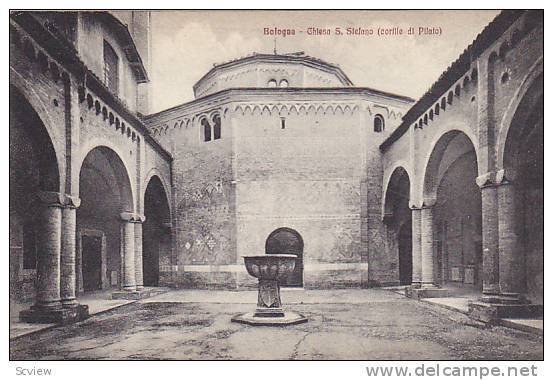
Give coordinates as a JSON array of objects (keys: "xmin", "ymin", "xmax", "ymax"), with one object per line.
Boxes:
[
  {"xmin": 145, "ymin": 54, "xmax": 413, "ymax": 289},
  {"xmin": 9, "ymin": 10, "xmax": 542, "ymax": 324}
]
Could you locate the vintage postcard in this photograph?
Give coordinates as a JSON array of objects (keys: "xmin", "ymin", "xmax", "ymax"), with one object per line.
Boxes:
[{"xmin": 8, "ymin": 8, "xmax": 543, "ymax": 367}]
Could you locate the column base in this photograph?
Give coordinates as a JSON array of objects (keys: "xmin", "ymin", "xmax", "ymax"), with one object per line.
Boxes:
[
  {"xmin": 20, "ymin": 303, "xmax": 89, "ymax": 325},
  {"xmin": 479, "ymin": 293, "xmax": 528, "ymax": 305},
  {"xmin": 405, "ymin": 284, "xmax": 450, "ymax": 300},
  {"xmin": 111, "ymin": 288, "xmax": 162, "ymax": 300},
  {"xmin": 468, "ymin": 301, "xmax": 543, "ymax": 324}
]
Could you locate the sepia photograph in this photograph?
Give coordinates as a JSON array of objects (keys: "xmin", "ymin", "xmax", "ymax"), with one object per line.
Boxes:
[{"xmin": 8, "ymin": 7, "xmax": 544, "ymax": 366}]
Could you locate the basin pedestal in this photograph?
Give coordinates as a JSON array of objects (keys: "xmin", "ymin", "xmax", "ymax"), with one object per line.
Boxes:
[
  {"xmin": 255, "ymin": 279, "xmax": 285, "ymax": 317},
  {"xmin": 231, "ymin": 254, "xmax": 308, "ymax": 326}
]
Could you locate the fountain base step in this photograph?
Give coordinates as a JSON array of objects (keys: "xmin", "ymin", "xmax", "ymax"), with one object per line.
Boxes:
[
  {"xmin": 254, "ymin": 307, "xmax": 285, "ymax": 318},
  {"xmin": 231, "ymin": 311, "xmax": 308, "ymax": 326}
]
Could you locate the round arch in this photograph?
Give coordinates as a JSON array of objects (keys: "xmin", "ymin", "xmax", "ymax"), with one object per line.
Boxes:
[
  {"xmin": 78, "ymin": 146, "xmax": 135, "ymax": 212},
  {"xmin": 265, "ymin": 227, "xmax": 304, "ymax": 287},
  {"xmin": 142, "ymin": 167, "xmax": 172, "ymax": 219},
  {"xmin": 10, "ymin": 83, "xmax": 62, "ymax": 301},
  {"xmin": 382, "ymin": 165, "xmax": 412, "ymax": 286},
  {"xmin": 76, "ymin": 139, "xmax": 136, "ymax": 212},
  {"xmin": 421, "ymin": 129, "xmax": 479, "ymax": 203},
  {"xmin": 382, "ymin": 164, "xmax": 412, "ymax": 218},
  {"xmin": 76, "ymin": 145, "xmax": 135, "ymax": 292},
  {"xmin": 423, "ymin": 129, "xmax": 482, "ymax": 289},
  {"xmin": 9, "ymin": 81, "xmax": 64, "ymax": 193},
  {"xmin": 495, "ymin": 68, "xmax": 543, "ymax": 303},
  {"xmin": 496, "ymin": 59, "xmax": 543, "ymax": 171},
  {"xmin": 143, "ymin": 175, "xmax": 172, "ymax": 287}
]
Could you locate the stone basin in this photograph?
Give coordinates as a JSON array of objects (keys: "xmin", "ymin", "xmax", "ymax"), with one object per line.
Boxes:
[
  {"xmin": 231, "ymin": 254, "xmax": 308, "ymax": 326},
  {"xmin": 244, "ymin": 254, "xmax": 297, "ymax": 281}
]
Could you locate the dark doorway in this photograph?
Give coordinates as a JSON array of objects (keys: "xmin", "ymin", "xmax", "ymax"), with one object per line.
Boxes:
[
  {"xmin": 143, "ymin": 236, "xmax": 160, "ymax": 286},
  {"xmin": 82, "ymin": 235, "xmax": 102, "ymax": 292},
  {"xmin": 383, "ymin": 166, "xmax": 411, "ymax": 286},
  {"xmin": 398, "ymin": 221, "xmax": 413, "ymax": 285},
  {"xmin": 265, "ymin": 228, "xmax": 304, "ymax": 287},
  {"xmin": 143, "ymin": 176, "xmax": 171, "ymax": 287}
]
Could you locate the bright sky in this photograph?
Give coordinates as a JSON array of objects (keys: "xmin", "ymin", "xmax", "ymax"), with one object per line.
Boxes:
[{"xmin": 150, "ymin": 10, "xmax": 499, "ymax": 113}]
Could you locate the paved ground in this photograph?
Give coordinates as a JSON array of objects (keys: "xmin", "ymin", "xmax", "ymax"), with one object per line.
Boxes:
[
  {"xmin": 9, "ymin": 289, "xmax": 543, "ymax": 360},
  {"xmin": 10, "ymin": 290, "xmax": 139, "ymax": 339}
]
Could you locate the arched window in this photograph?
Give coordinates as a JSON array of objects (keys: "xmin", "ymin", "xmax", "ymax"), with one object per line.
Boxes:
[
  {"xmin": 212, "ymin": 114, "xmax": 221, "ymax": 140},
  {"xmin": 267, "ymin": 79, "xmax": 277, "ymax": 87},
  {"xmin": 201, "ymin": 118, "xmax": 211, "ymax": 142},
  {"xmin": 374, "ymin": 114, "xmax": 385, "ymax": 132},
  {"xmin": 279, "ymin": 79, "xmax": 289, "ymax": 88}
]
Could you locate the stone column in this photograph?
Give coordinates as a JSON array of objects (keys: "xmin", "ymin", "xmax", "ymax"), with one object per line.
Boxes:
[
  {"xmin": 134, "ymin": 215, "xmax": 145, "ymax": 290},
  {"xmin": 60, "ymin": 195, "xmax": 80, "ymax": 306},
  {"xmin": 120, "ymin": 212, "xmax": 136, "ymax": 291},
  {"xmin": 410, "ymin": 207, "xmax": 422, "ymax": 287},
  {"xmin": 35, "ymin": 191, "xmax": 64, "ymax": 309},
  {"xmin": 477, "ymin": 173, "xmax": 501, "ymax": 297},
  {"xmin": 420, "ymin": 205, "xmax": 435, "ymax": 287},
  {"xmin": 497, "ymin": 170, "xmax": 522, "ymax": 298}
]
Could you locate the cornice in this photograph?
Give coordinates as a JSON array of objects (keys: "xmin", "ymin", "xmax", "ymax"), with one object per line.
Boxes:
[{"xmin": 145, "ymin": 87, "xmax": 414, "ymax": 126}]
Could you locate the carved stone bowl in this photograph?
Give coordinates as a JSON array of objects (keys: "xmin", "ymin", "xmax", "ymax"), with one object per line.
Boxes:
[
  {"xmin": 231, "ymin": 254, "xmax": 308, "ymax": 326},
  {"xmin": 243, "ymin": 254, "xmax": 297, "ymax": 281}
]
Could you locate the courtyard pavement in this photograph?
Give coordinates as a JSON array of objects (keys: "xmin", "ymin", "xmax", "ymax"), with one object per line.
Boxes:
[{"xmin": 9, "ymin": 288, "xmax": 543, "ymax": 360}]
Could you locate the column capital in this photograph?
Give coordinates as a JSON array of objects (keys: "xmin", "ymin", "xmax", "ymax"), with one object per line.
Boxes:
[
  {"xmin": 134, "ymin": 214, "xmax": 146, "ymax": 223},
  {"xmin": 409, "ymin": 201, "xmax": 422, "ymax": 210},
  {"xmin": 495, "ymin": 168, "xmax": 517, "ymax": 185},
  {"xmin": 476, "ymin": 172, "xmax": 496, "ymax": 188},
  {"xmin": 64, "ymin": 194, "xmax": 81, "ymax": 209},
  {"xmin": 36, "ymin": 191, "xmax": 64, "ymax": 207},
  {"xmin": 421, "ymin": 196, "xmax": 437, "ymax": 208},
  {"xmin": 120, "ymin": 212, "xmax": 145, "ymax": 223},
  {"xmin": 476, "ymin": 169, "xmax": 517, "ymax": 189}
]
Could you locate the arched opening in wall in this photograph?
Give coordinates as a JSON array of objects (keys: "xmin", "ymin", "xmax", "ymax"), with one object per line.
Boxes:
[
  {"xmin": 265, "ymin": 228, "xmax": 304, "ymax": 287},
  {"xmin": 77, "ymin": 147, "xmax": 133, "ymax": 293},
  {"xmin": 9, "ymin": 86, "xmax": 60, "ymax": 301},
  {"xmin": 503, "ymin": 74, "xmax": 543, "ymax": 304},
  {"xmin": 374, "ymin": 114, "xmax": 385, "ymax": 132},
  {"xmin": 425, "ymin": 131, "xmax": 482, "ymax": 291},
  {"xmin": 143, "ymin": 175, "xmax": 171, "ymax": 287},
  {"xmin": 201, "ymin": 118, "xmax": 211, "ymax": 142},
  {"xmin": 267, "ymin": 79, "xmax": 277, "ymax": 87},
  {"xmin": 383, "ymin": 166, "xmax": 411, "ymax": 285},
  {"xmin": 212, "ymin": 114, "xmax": 221, "ymax": 140}
]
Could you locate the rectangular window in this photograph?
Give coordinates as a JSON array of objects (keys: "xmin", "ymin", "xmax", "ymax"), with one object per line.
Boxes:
[
  {"xmin": 281, "ymin": 117, "xmax": 286, "ymax": 129},
  {"xmin": 103, "ymin": 41, "xmax": 119, "ymax": 95}
]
